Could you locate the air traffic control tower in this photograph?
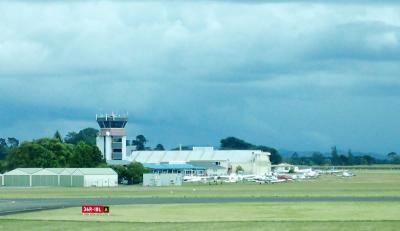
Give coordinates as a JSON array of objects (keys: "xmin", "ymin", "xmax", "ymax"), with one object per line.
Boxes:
[{"xmin": 96, "ymin": 113, "xmax": 128, "ymax": 161}]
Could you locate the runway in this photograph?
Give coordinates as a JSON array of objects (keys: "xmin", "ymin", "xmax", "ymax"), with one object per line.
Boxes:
[{"xmin": 1, "ymin": 196, "xmax": 400, "ymax": 216}]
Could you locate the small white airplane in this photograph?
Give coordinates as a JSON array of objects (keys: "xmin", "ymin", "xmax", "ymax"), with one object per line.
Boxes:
[
  {"xmin": 218, "ymin": 174, "xmax": 242, "ymax": 183},
  {"xmin": 329, "ymin": 170, "xmax": 355, "ymax": 177},
  {"xmin": 340, "ymin": 171, "xmax": 355, "ymax": 177},
  {"xmin": 183, "ymin": 175, "xmax": 213, "ymax": 182},
  {"xmin": 323, "ymin": 168, "xmax": 343, "ymax": 175},
  {"xmin": 295, "ymin": 168, "xmax": 320, "ymax": 178},
  {"xmin": 251, "ymin": 175, "xmax": 287, "ymax": 184}
]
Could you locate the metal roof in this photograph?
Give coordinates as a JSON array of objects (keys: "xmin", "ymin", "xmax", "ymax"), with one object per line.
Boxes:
[
  {"xmin": 46, "ymin": 168, "xmax": 76, "ymax": 174},
  {"xmin": 143, "ymin": 163, "xmax": 205, "ymax": 170},
  {"xmin": 130, "ymin": 150, "xmax": 270, "ymax": 163},
  {"xmin": 188, "ymin": 161, "xmax": 226, "ymax": 170},
  {"xmin": 3, "ymin": 168, "xmax": 117, "ymax": 176},
  {"xmin": 272, "ymin": 163, "xmax": 293, "ymax": 167},
  {"xmin": 4, "ymin": 168, "xmax": 42, "ymax": 175},
  {"xmin": 32, "ymin": 169, "xmax": 58, "ymax": 175},
  {"xmin": 107, "ymin": 160, "xmax": 131, "ymax": 165},
  {"xmin": 72, "ymin": 168, "xmax": 117, "ymax": 175},
  {"xmin": 59, "ymin": 168, "xmax": 78, "ymax": 175}
]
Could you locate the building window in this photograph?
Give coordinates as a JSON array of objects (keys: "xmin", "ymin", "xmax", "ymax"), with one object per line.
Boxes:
[{"xmin": 112, "ymin": 137, "xmax": 122, "ymax": 142}]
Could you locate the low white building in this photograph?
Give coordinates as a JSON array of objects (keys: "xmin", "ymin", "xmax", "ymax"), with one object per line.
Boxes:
[
  {"xmin": 72, "ymin": 168, "xmax": 118, "ymax": 187},
  {"xmin": 125, "ymin": 147, "xmax": 271, "ymax": 176},
  {"xmin": 272, "ymin": 163, "xmax": 295, "ymax": 173},
  {"xmin": 2, "ymin": 168, "xmax": 118, "ymax": 187},
  {"xmin": 143, "ymin": 173, "xmax": 183, "ymax": 187}
]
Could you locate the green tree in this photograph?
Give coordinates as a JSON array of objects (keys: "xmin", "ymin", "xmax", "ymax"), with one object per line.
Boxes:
[
  {"xmin": 126, "ymin": 162, "xmax": 147, "ymax": 184},
  {"xmin": 362, "ymin": 155, "xmax": 375, "ymax": 165},
  {"xmin": 54, "ymin": 130, "xmax": 63, "ymax": 143},
  {"xmin": 339, "ymin": 154, "xmax": 348, "ymax": 165},
  {"xmin": 70, "ymin": 141, "xmax": 104, "ymax": 167},
  {"xmin": 64, "ymin": 132, "xmax": 78, "ymax": 143},
  {"xmin": 0, "ymin": 138, "xmax": 6, "ymax": 146},
  {"xmin": 220, "ymin": 137, "xmax": 253, "ymax": 150},
  {"xmin": 388, "ymin": 152, "xmax": 400, "ymax": 164},
  {"xmin": 132, "ymin": 134, "xmax": 147, "ymax": 151},
  {"xmin": 257, "ymin": 145, "xmax": 282, "ymax": 165},
  {"xmin": 388, "ymin": 152, "xmax": 397, "ymax": 161},
  {"xmin": 347, "ymin": 149, "xmax": 355, "ymax": 165},
  {"xmin": 0, "ymin": 138, "xmax": 8, "ymax": 160},
  {"xmin": 65, "ymin": 128, "xmax": 99, "ymax": 145},
  {"xmin": 290, "ymin": 152, "xmax": 300, "ymax": 165},
  {"xmin": 7, "ymin": 137, "xmax": 19, "ymax": 148},
  {"xmin": 0, "ymin": 160, "xmax": 6, "ymax": 173},
  {"xmin": 331, "ymin": 146, "xmax": 340, "ymax": 166},
  {"xmin": 5, "ymin": 138, "xmax": 74, "ymax": 170},
  {"xmin": 6, "ymin": 145, "xmax": 31, "ymax": 169},
  {"xmin": 311, "ymin": 152, "xmax": 325, "ymax": 165},
  {"xmin": 39, "ymin": 138, "xmax": 74, "ymax": 167},
  {"xmin": 235, "ymin": 165, "xmax": 244, "ymax": 174},
  {"xmin": 136, "ymin": 135, "xmax": 147, "ymax": 145},
  {"xmin": 154, "ymin": 144, "xmax": 165, "ymax": 150},
  {"xmin": 219, "ymin": 137, "xmax": 282, "ymax": 165},
  {"xmin": 110, "ymin": 165, "xmax": 128, "ymax": 183}
]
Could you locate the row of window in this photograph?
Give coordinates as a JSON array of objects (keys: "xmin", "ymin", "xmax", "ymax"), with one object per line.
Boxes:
[{"xmin": 97, "ymin": 121, "xmax": 127, "ymax": 128}]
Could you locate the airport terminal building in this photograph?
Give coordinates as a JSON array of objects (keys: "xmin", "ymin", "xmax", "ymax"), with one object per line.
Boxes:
[{"xmin": 96, "ymin": 114, "xmax": 271, "ymax": 176}]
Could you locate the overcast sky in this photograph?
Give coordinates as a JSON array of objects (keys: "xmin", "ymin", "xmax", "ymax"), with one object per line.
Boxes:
[{"xmin": 0, "ymin": 1, "xmax": 399, "ymax": 153}]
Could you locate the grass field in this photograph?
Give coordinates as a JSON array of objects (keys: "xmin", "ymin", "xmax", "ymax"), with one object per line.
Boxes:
[
  {"xmin": 3, "ymin": 202, "xmax": 400, "ymax": 222},
  {"xmin": 1, "ymin": 220, "xmax": 399, "ymax": 231},
  {"xmin": 0, "ymin": 170, "xmax": 399, "ymax": 198},
  {"xmin": 1, "ymin": 202, "xmax": 400, "ymax": 230},
  {"xmin": 1, "ymin": 170, "xmax": 399, "ymax": 230}
]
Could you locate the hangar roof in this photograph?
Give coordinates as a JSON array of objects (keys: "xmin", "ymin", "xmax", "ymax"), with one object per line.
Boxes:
[
  {"xmin": 4, "ymin": 168, "xmax": 42, "ymax": 175},
  {"xmin": 46, "ymin": 168, "xmax": 77, "ymax": 174},
  {"xmin": 3, "ymin": 168, "xmax": 117, "ymax": 176},
  {"xmin": 107, "ymin": 160, "xmax": 131, "ymax": 165},
  {"xmin": 144, "ymin": 163, "xmax": 205, "ymax": 170},
  {"xmin": 188, "ymin": 161, "xmax": 226, "ymax": 170},
  {"xmin": 129, "ymin": 149, "xmax": 270, "ymax": 163},
  {"xmin": 72, "ymin": 168, "xmax": 117, "ymax": 175}
]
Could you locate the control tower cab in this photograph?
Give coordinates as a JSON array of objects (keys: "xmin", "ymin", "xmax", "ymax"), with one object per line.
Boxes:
[{"xmin": 96, "ymin": 113, "xmax": 128, "ymax": 161}]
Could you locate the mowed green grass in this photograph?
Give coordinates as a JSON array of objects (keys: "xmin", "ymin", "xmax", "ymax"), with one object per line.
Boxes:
[
  {"xmin": 1, "ymin": 202, "xmax": 400, "ymax": 231},
  {"xmin": 1, "ymin": 220, "xmax": 399, "ymax": 231},
  {"xmin": 1, "ymin": 170, "xmax": 400, "ymax": 231},
  {"xmin": 3, "ymin": 202, "xmax": 400, "ymax": 222},
  {"xmin": 0, "ymin": 170, "xmax": 399, "ymax": 198}
]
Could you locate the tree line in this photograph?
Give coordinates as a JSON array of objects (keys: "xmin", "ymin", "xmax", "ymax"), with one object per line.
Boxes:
[
  {"xmin": 288, "ymin": 146, "xmax": 394, "ymax": 166},
  {"xmin": 219, "ymin": 137, "xmax": 283, "ymax": 164},
  {"xmin": 0, "ymin": 128, "xmax": 151, "ymax": 184},
  {"xmin": 0, "ymin": 129, "xmax": 105, "ymax": 173}
]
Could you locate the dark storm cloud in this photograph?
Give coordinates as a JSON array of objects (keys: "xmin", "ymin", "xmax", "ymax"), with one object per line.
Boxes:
[{"xmin": 0, "ymin": 1, "xmax": 399, "ymax": 153}]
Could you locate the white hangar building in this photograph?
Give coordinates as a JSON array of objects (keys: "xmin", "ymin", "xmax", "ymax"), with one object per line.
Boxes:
[
  {"xmin": 96, "ymin": 114, "xmax": 271, "ymax": 176},
  {"xmin": 126, "ymin": 147, "xmax": 271, "ymax": 176}
]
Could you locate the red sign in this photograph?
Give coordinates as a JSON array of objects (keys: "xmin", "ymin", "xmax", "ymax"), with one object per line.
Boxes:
[{"xmin": 82, "ymin": 205, "xmax": 109, "ymax": 214}]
